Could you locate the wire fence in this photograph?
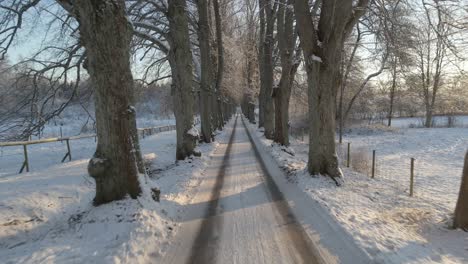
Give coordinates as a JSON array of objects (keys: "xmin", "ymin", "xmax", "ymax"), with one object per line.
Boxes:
[
  {"xmin": 0, "ymin": 125, "xmax": 177, "ymax": 175},
  {"xmin": 289, "ymin": 126, "xmax": 431, "ymax": 198}
]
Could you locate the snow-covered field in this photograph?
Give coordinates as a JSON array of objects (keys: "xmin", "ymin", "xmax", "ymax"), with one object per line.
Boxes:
[
  {"xmin": 0, "ymin": 120, "xmax": 231, "ymax": 263},
  {"xmin": 375, "ymin": 115, "xmax": 468, "ymax": 129},
  {"xmin": 252, "ymin": 123, "xmax": 468, "ymax": 263},
  {"xmin": 38, "ymin": 115, "xmax": 175, "ymax": 140},
  {"xmin": 0, "ymin": 104, "xmax": 176, "ymax": 141}
]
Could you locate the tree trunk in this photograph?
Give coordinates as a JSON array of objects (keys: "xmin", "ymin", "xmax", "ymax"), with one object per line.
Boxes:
[
  {"xmin": 260, "ymin": 0, "xmax": 275, "ymax": 139},
  {"xmin": 168, "ymin": 0, "xmax": 197, "ymax": 160},
  {"xmin": 388, "ymin": 57, "xmax": 397, "ymax": 127},
  {"xmin": 425, "ymin": 105, "xmax": 433, "ymax": 128},
  {"xmin": 273, "ymin": 86, "xmax": 291, "ymax": 145},
  {"xmin": 257, "ymin": 0, "xmax": 265, "ymax": 128},
  {"xmin": 196, "ymin": 0, "xmax": 213, "ymax": 143},
  {"xmin": 130, "ymin": 100, "xmax": 145, "ymax": 174},
  {"xmin": 213, "ymin": 0, "xmax": 225, "ymax": 131},
  {"xmin": 338, "ymin": 66, "xmax": 345, "ymax": 144},
  {"xmin": 210, "ymin": 93, "xmax": 219, "ymax": 130},
  {"xmin": 454, "ymin": 151, "xmax": 468, "ymax": 230},
  {"xmin": 217, "ymin": 97, "xmax": 224, "ymax": 129},
  {"xmin": 294, "ymin": 0, "xmax": 368, "ymax": 179},
  {"xmin": 306, "ymin": 55, "xmax": 343, "ymax": 177},
  {"xmin": 274, "ymin": 0, "xmax": 295, "ymax": 146},
  {"xmin": 425, "ymin": 84, "xmax": 438, "ymax": 128},
  {"xmin": 76, "ymin": 0, "xmax": 141, "ymax": 205},
  {"xmin": 246, "ymin": 48, "xmax": 256, "ymax": 124},
  {"xmin": 209, "ymin": 32, "xmax": 220, "ymax": 132},
  {"xmin": 248, "ymin": 102, "xmax": 255, "ymax": 123}
]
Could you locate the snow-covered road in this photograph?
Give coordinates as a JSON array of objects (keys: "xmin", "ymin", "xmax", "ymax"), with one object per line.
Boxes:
[{"xmin": 161, "ymin": 116, "xmax": 322, "ymax": 264}]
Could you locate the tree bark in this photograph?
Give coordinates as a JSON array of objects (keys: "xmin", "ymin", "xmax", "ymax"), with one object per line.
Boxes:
[
  {"xmin": 76, "ymin": 0, "xmax": 141, "ymax": 205},
  {"xmin": 246, "ymin": 45, "xmax": 256, "ymax": 124},
  {"xmin": 260, "ymin": 0, "xmax": 276, "ymax": 139},
  {"xmin": 130, "ymin": 95, "xmax": 145, "ymax": 174},
  {"xmin": 257, "ymin": 0, "xmax": 266, "ymax": 128},
  {"xmin": 388, "ymin": 56, "xmax": 397, "ymax": 127},
  {"xmin": 168, "ymin": 0, "xmax": 197, "ymax": 160},
  {"xmin": 306, "ymin": 52, "xmax": 343, "ymax": 177},
  {"xmin": 294, "ymin": 0, "xmax": 369, "ymax": 178},
  {"xmin": 196, "ymin": 0, "xmax": 213, "ymax": 143},
  {"xmin": 454, "ymin": 151, "xmax": 468, "ymax": 230},
  {"xmin": 273, "ymin": 0, "xmax": 296, "ymax": 146},
  {"xmin": 213, "ymin": 0, "xmax": 225, "ymax": 131},
  {"xmin": 424, "ymin": 107, "xmax": 433, "ymax": 128}
]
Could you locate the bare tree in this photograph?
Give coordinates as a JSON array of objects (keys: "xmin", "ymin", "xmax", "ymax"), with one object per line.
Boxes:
[
  {"xmin": 0, "ymin": 2, "xmax": 86, "ymax": 140},
  {"xmin": 414, "ymin": 0, "xmax": 449, "ymax": 128},
  {"xmin": 373, "ymin": 0, "xmax": 413, "ymax": 126},
  {"xmin": 294, "ymin": 0, "xmax": 369, "ymax": 179},
  {"xmin": 339, "ymin": 0, "xmax": 412, "ymax": 139}
]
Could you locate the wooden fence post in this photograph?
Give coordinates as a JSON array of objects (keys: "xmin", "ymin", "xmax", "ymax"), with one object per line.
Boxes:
[
  {"xmin": 19, "ymin": 145, "xmax": 29, "ymax": 173},
  {"xmin": 61, "ymin": 139, "xmax": 72, "ymax": 162},
  {"xmin": 372, "ymin": 150, "xmax": 376, "ymax": 178},
  {"xmin": 347, "ymin": 142, "xmax": 351, "ymax": 168},
  {"xmin": 410, "ymin": 158, "xmax": 415, "ymax": 196},
  {"xmin": 66, "ymin": 139, "xmax": 71, "ymax": 161},
  {"xmin": 23, "ymin": 144, "xmax": 29, "ymax": 172}
]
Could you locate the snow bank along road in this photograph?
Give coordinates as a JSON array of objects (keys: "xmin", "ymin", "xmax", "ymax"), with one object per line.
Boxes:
[{"xmin": 160, "ymin": 114, "xmax": 372, "ymax": 264}]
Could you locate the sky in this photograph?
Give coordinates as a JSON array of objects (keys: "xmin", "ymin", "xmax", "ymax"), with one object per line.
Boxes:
[{"xmin": 5, "ymin": 0, "xmax": 468, "ymax": 86}]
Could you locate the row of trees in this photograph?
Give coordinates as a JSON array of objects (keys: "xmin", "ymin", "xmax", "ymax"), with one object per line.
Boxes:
[
  {"xmin": 242, "ymin": 0, "xmax": 369, "ymax": 179},
  {"xmin": 242, "ymin": 0, "xmax": 467, "ymax": 177},
  {"xmin": 238, "ymin": 0, "xmax": 468, "ymax": 228},
  {"xmin": 270, "ymin": 1, "xmax": 468, "ymax": 134}
]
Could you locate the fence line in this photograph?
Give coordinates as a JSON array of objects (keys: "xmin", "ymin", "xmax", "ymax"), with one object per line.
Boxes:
[
  {"xmin": 289, "ymin": 127, "xmax": 420, "ymax": 197},
  {"xmin": 0, "ymin": 125, "xmax": 177, "ymax": 174},
  {"xmin": 336, "ymin": 141, "xmax": 418, "ymax": 197}
]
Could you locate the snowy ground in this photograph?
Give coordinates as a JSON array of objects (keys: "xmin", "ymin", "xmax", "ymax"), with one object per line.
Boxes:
[
  {"xmin": 251, "ymin": 122, "xmax": 468, "ymax": 263},
  {"xmin": 0, "ymin": 120, "xmax": 231, "ymax": 263}
]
